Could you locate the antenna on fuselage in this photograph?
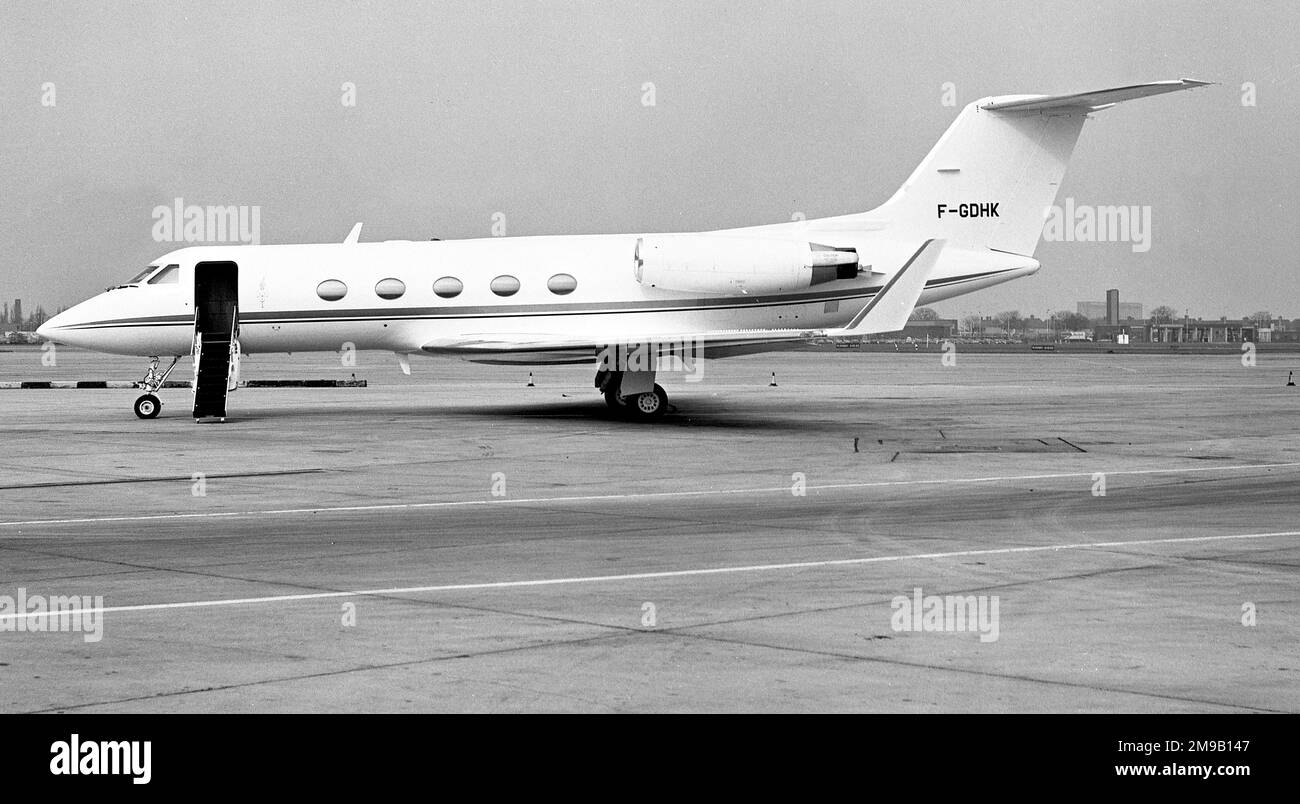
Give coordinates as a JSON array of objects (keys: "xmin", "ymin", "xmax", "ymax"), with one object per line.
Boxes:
[{"xmin": 344, "ymin": 222, "xmax": 363, "ymax": 244}]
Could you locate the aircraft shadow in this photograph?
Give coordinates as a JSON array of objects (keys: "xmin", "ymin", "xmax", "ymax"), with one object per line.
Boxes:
[{"xmin": 218, "ymin": 393, "xmax": 881, "ymax": 434}]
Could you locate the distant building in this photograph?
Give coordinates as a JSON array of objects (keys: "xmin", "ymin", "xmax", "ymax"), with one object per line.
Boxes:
[
  {"xmin": 1106, "ymin": 289, "xmax": 1120, "ymax": 325},
  {"xmin": 1094, "ymin": 317, "xmax": 1293, "ymax": 343},
  {"xmin": 1270, "ymin": 318, "xmax": 1298, "ymax": 342},
  {"xmin": 1078, "ymin": 300, "xmax": 1143, "ymax": 320},
  {"xmin": 12, "ymin": 298, "xmax": 22, "ymax": 328}
]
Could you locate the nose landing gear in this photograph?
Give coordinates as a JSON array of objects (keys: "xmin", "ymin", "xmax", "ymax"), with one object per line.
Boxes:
[
  {"xmin": 134, "ymin": 394, "xmax": 161, "ymax": 419},
  {"xmin": 133, "ymin": 356, "xmax": 180, "ymax": 419}
]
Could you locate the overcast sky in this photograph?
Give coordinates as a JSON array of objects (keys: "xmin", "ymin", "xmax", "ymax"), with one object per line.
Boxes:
[{"xmin": 2, "ymin": 0, "xmax": 1296, "ymax": 319}]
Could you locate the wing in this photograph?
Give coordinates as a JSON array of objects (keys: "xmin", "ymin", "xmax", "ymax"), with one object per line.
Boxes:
[{"xmin": 420, "ymin": 328, "xmax": 818, "ymax": 365}]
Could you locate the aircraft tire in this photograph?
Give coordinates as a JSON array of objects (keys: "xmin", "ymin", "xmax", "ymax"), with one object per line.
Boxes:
[
  {"xmin": 134, "ymin": 394, "xmax": 162, "ymax": 419},
  {"xmin": 628, "ymin": 384, "xmax": 667, "ymax": 420}
]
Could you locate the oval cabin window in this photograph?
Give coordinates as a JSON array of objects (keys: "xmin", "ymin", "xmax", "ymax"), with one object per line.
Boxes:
[
  {"xmin": 547, "ymin": 273, "xmax": 577, "ymax": 295},
  {"xmin": 490, "ymin": 275, "xmax": 520, "ymax": 297},
  {"xmin": 375, "ymin": 278, "xmax": 406, "ymax": 299},
  {"xmin": 433, "ymin": 277, "xmax": 463, "ymax": 298},
  {"xmin": 316, "ymin": 280, "xmax": 348, "ymax": 302}
]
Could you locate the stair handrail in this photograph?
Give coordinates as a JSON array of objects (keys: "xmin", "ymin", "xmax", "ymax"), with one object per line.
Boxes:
[{"xmin": 227, "ymin": 304, "xmax": 241, "ymax": 392}]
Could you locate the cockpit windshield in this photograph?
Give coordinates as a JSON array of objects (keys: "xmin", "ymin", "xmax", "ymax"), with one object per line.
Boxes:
[
  {"xmin": 126, "ymin": 266, "xmax": 158, "ymax": 284},
  {"xmin": 147, "ymin": 264, "xmax": 179, "ymax": 284}
]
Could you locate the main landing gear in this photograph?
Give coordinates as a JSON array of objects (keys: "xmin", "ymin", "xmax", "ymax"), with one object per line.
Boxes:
[
  {"xmin": 133, "ymin": 355, "xmax": 180, "ymax": 419},
  {"xmin": 596, "ymin": 369, "xmax": 668, "ymax": 420}
]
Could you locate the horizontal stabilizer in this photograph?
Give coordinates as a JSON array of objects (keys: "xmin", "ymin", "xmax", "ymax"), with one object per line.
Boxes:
[{"xmin": 980, "ymin": 78, "xmax": 1211, "ymax": 113}]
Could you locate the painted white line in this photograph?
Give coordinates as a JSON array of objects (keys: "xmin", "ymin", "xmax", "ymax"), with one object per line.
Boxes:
[
  {"xmin": 1, "ymin": 461, "xmax": 1298, "ymax": 530},
  {"xmin": 1, "ymin": 530, "xmax": 1296, "ymax": 624}
]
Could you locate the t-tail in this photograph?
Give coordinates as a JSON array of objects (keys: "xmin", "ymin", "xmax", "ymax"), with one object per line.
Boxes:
[{"xmin": 809, "ymin": 79, "xmax": 1211, "ymax": 257}]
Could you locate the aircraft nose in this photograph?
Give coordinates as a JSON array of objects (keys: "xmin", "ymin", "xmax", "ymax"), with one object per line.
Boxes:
[
  {"xmin": 36, "ymin": 307, "xmax": 79, "ymax": 345},
  {"xmin": 36, "ymin": 317, "xmax": 58, "ymax": 341}
]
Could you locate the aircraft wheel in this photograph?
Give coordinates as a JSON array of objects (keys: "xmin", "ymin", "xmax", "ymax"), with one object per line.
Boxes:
[
  {"xmin": 134, "ymin": 394, "xmax": 162, "ymax": 419},
  {"xmin": 629, "ymin": 384, "xmax": 668, "ymax": 420}
]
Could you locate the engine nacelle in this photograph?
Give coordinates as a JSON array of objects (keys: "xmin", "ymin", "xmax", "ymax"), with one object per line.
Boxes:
[{"xmin": 633, "ymin": 235, "xmax": 859, "ymax": 295}]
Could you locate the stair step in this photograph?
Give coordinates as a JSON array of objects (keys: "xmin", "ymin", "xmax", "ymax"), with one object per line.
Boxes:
[{"xmin": 192, "ymin": 326, "xmax": 236, "ymax": 418}]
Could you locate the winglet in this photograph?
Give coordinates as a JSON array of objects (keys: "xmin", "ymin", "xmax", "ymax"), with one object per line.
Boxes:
[
  {"xmin": 344, "ymin": 222, "xmax": 363, "ymax": 244},
  {"xmin": 831, "ymin": 239, "xmax": 943, "ymax": 335}
]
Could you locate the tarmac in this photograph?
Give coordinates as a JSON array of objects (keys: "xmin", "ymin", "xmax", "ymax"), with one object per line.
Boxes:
[{"xmin": 0, "ymin": 345, "xmax": 1297, "ymax": 712}]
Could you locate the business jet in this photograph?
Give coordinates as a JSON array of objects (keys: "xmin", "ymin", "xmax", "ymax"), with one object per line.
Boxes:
[{"xmin": 38, "ymin": 79, "xmax": 1207, "ymax": 421}]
